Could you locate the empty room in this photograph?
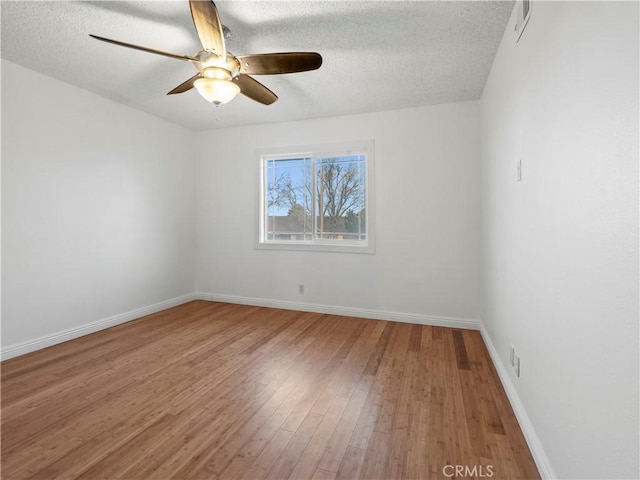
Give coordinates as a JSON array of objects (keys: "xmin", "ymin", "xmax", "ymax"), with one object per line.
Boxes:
[{"xmin": 1, "ymin": 1, "xmax": 638, "ymax": 479}]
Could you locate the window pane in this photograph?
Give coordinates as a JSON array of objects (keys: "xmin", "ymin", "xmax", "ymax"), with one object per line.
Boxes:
[
  {"xmin": 264, "ymin": 157, "xmax": 312, "ymax": 241},
  {"xmin": 316, "ymin": 154, "xmax": 366, "ymax": 241}
]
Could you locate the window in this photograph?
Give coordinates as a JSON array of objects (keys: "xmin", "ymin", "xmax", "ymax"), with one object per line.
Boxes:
[{"xmin": 258, "ymin": 141, "xmax": 374, "ymax": 253}]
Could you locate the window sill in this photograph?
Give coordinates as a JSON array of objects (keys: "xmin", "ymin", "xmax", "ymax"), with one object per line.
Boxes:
[{"xmin": 256, "ymin": 241, "xmax": 375, "ymax": 255}]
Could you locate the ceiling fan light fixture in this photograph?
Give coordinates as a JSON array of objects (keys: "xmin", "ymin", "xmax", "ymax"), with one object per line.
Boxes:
[
  {"xmin": 194, "ymin": 77, "xmax": 240, "ymax": 105},
  {"xmin": 90, "ymin": 0, "xmax": 322, "ymax": 108}
]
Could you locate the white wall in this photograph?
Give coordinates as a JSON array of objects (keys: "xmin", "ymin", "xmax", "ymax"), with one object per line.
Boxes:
[
  {"xmin": 1, "ymin": 60, "xmax": 196, "ymax": 352},
  {"xmin": 195, "ymin": 102, "xmax": 481, "ymax": 323},
  {"xmin": 480, "ymin": 2, "xmax": 639, "ymax": 479}
]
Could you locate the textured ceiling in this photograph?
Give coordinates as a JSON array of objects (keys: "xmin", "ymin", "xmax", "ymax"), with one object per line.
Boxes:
[{"xmin": 1, "ymin": 1, "xmax": 514, "ymax": 131}]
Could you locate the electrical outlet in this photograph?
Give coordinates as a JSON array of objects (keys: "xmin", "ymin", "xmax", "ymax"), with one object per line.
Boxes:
[
  {"xmin": 510, "ymin": 345, "xmax": 515, "ymax": 366},
  {"xmin": 514, "ymin": 355, "xmax": 521, "ymax": 377},
  {"xmin": 298, "ymin": 284, "xmax": 305, "ymax": 294}
]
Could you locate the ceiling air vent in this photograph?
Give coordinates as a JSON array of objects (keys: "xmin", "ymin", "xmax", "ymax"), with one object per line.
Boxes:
[{"xmin": 515, "ymin": 0, "xmax": 532, "ymax": 42}]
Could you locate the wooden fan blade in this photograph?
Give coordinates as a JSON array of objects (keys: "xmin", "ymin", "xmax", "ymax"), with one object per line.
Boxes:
[
  {"xmin": 189, "ymin": 0, "xmax": 226, "ymax": 57},
  {"xmin": 89, "ymin": 34, "xmax": 197, "ymax": 62},
  {"xmin": 167, "ymin": 74, "xmax": 202, "ymax": 95},
  {"xmin": 237, "ymin": 52, "xmax": 323, "ymax": 75},
  {"xmin": 233, "ymin": 74, "xmax": 278, "ymax": 105}
]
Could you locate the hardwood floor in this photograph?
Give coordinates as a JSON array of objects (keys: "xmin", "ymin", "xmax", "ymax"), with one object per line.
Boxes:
[{"xmin": 1, "ymin": 301, "xmax": 540, "ymax": 479}]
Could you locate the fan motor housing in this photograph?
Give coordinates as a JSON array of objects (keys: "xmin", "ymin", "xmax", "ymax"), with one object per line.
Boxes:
[{"xmin": 196, "ymin": 51, "xmax": 240, "ymax": 79}]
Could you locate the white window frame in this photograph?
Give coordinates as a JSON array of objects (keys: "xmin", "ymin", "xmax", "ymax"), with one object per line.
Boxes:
[{"xmin": 257, "ymin": 140, "xmax": 375, "ymax": 254}]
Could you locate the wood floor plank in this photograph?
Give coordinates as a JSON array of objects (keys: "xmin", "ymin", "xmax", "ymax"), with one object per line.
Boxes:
[
  {"xmin": 334, "ymin": 446, "xmax": 366, "ymax": 480},
  {"xmin": 359, "ymin": 430, "xmax": 391, "ymax": 479},
  {"xmin": 75, "ymin": 414, "xmax": 181, "ymax": 480},
  {"xmin": 241, "ymin": 428, "xmax": 295, "ymax": 480},
  {"xmin": 1, "ymin": 301, "xmax": 540, "ymax": 480},
  {"xmin": 313, "ymin": 468, "xmax": 338, "ymax": 480},
  {"xmin": 288, "ymin": 395, "xmax": 350, "ymax": 480},
  {"xmin": 265, "ymin": 412, "xmax": 323, "ymax": 479},
  {"xmin": 316, "ymin": 374, "xmax": 376, "ymax": 473}
]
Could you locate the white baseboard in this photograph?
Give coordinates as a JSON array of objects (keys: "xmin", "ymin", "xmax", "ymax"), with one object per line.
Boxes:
[
  {"xmin": 195, "ymin": 292, "xmax": 480, "ymax": 330},
  {"xmin": 0, "ymin": 293, "xmax": 198, "ymax": 361},
  {"xmin": 2, "ymin": 292, "xmax": 477, "ymax": 361},
  {"xmin": 479, "ymin": 323, "xmax": 556, "ymax": 480}
]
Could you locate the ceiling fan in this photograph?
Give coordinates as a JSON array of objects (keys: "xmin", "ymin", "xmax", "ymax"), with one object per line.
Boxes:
[{"xmin": 90, "ymin": 0, "xmax": 322, "ymax": 106}]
